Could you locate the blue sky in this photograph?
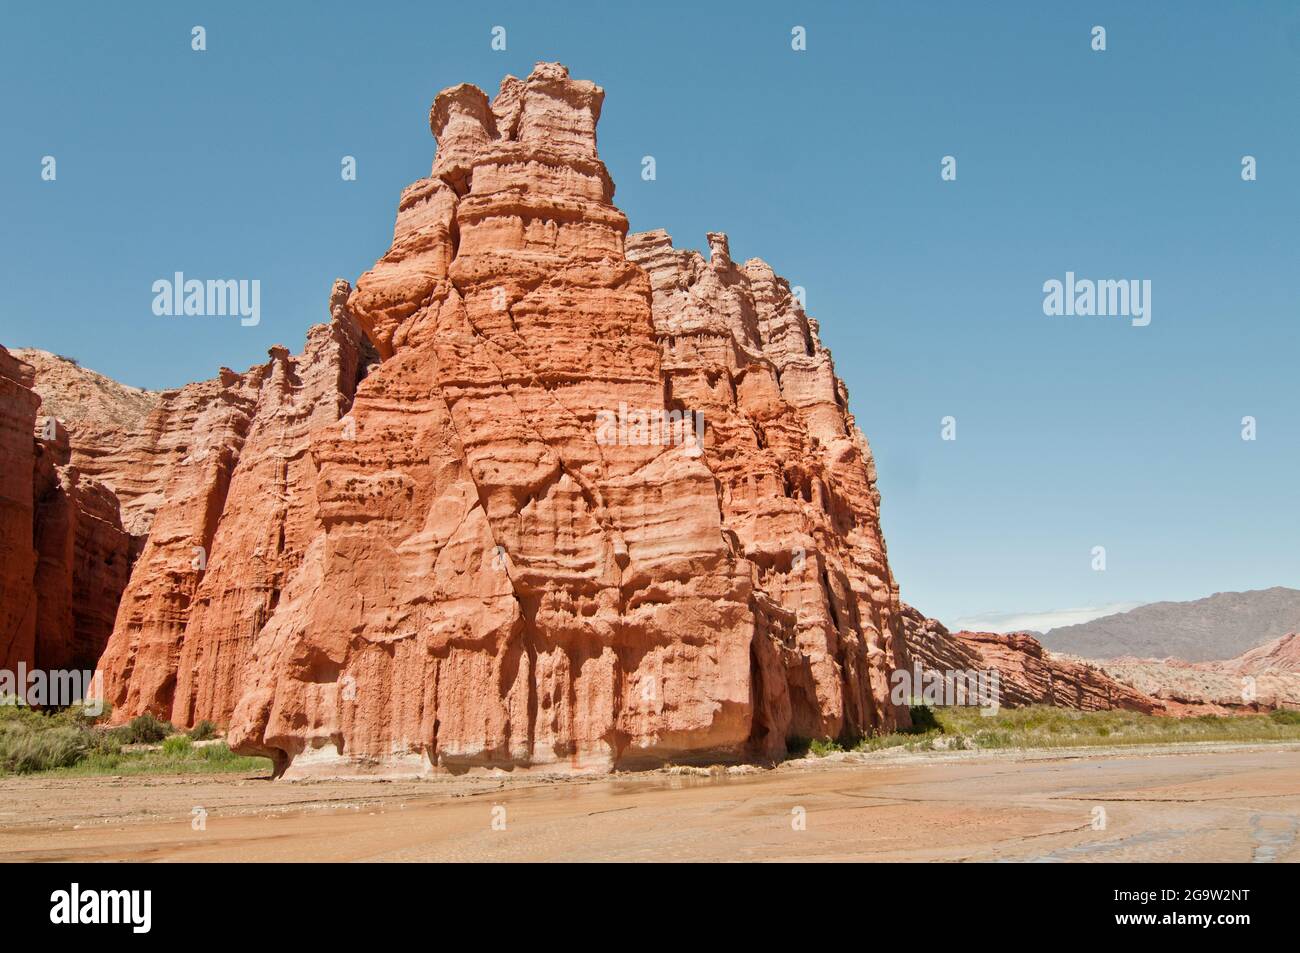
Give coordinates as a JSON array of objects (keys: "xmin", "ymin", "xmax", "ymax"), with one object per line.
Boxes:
[{"xmin": 2, "ymin": 2, "xmax": 1297, "ymax": 629}]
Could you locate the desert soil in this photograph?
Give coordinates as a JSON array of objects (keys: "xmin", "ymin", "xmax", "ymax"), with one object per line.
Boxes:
[{"xmin": 1, "ymin": 743, "xmax": 1296, "ymax": 862}]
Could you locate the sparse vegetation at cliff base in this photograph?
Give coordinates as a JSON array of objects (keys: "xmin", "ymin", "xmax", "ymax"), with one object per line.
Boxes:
[
  {"xmin": 796, "ymin": 705, "xmax": 1300, "ymax": 757},
  {"xmin": 0, "ymin": 702, "xmax": 271, "ymax": 776}
]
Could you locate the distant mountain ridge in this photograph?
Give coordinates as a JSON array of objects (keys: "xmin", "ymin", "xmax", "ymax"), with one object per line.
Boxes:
[{"xmin": 1040, "ymin": 587, "xmax": 1300, "ymax": 662}]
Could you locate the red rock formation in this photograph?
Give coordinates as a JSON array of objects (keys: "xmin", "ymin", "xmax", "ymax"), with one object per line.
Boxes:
[
  {"xmin": 12, "ymin": 63, "xmax": 1281, "ymax": 761},
  {"xmin": 32, "ymin": 422, "xmax": 133, "ymax": 671},
  {"xmin": 955, "ymin": 629, "xmax": 1162, "ymax": 713},
  {"xmin": 84, "ymin": 63, "xmax": 911, "ymax": 775},
  {"xmin": 897, "ymin": 603, "xmax": 985, "ymax": 678},
  {"xmin": 0, "ymin": 346, "xmax": 133, "ymax": 679},
  {"xmin": 899, "ymin": 604, "xmax": 1162, "ymax": 714},
  {"xmin": 899, "ymin": 604, "xmax": 1300, "ymax": 717},
  {"xmin": 626, "ymin": 228, "xmax": 908, "ymax": 745},
  {"xmin": 0, "ymin": 347, "xmax": 40, "ymax": 672},
  {"xmin": 13, "ymin": 350, "xmax": 160, "ymax": 538},
  {"xmin": 1208, "ymin": 631, "xmax": 1300, "ymax": 675},
  {"xmin": 98, "ymin": 281, "xmax": 372, "ymax": 726},
  {"xmin": 1082, "ymin": 634, "xmax": 1300, "ymax": 713}
]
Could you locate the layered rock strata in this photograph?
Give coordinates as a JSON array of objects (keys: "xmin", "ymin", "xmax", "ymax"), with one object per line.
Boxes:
[
  {"xmin": 0, "ymin": 347, "xmax": 40, "ymax": 671},
  {"xmin": 0, "ymin": 346, "xmax": 133, "ymax": 678},
  {"xmin": 98, "ymin": 281, "xmax": 372, "ymax": 727},
  {"xmin": 898, "ymin": 604, "xmax": 1162, "ymax": 714},
  {"xmin": 625, "ymin": 228, "xmax": 906, "ymax": 745},
  {"xmin": 12, "ymin": 349, "xmax": 161, "ymax": 538},
  {"xmin": 32, "ymin": 424, "xmax": 133, "ymax": 672},
  {"xmin": 1079, "ymin": 633, "xmax": 1300, "ymax": 713},
  {"xmin": 9, "ymin": 64, "xmax": 1284, "ymax": 765},
  {"xmin": 89, "ymin": 63, "xmax": 911, "ymax": 775}
]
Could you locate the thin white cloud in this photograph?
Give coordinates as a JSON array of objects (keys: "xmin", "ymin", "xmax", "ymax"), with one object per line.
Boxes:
[{"xmin": 950, "ymin": 602, "xmax": 1144, "ymax": 635}]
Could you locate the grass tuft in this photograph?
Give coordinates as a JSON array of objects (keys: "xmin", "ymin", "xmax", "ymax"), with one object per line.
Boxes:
[{"xmin": 161, "ymin": 735, "xmax": 192, "ymax": 756}]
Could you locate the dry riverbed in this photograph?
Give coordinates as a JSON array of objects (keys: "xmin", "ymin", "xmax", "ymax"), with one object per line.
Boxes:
[{"xmin": 0, "ymin": 742, "xmax": 1296, "ymax": 862}]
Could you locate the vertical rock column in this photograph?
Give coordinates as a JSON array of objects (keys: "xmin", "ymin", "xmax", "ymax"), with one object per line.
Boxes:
[
  {"xmin": 227, "ymin": 64, "xmax": 761, "ymax": 774},
  {"xmin": 0, "ymin": 347, "xmax": 40, "ymax": 673}
]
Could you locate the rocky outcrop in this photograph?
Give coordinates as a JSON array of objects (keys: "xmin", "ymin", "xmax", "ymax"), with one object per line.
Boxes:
[
  {"xmin": 0, "ymin": 346, "xmax": 133, "ymax": 679},
  {"xmin": 14, "ymin": 349, "xmax": 161, "ymax": 538},
  {"xmin": 8, "ymin": 63, "xmax": 1283, "ymax": 762},
  {"xmin": 0, "ymin": 347, "xmax": 40, "ymax": 672},
  {"xmin": 625, "ymin": 228, "xmax": 906, "ymax": 745},
  {"xmin": 85, "ymin": 63, "xmax": 910, "ymax": 776},
  {"xmin": 955, "ymin": 629, "xmax": 1162, "ymax": 713},
  {"xmin": 32, "ymin": 423, "xmax": 134, "ymax": 672},
  {"xmin": 98, "ymin": 281, "xmax": 373, "ymax": 727},
  {"xmin": 899, "ymin": 604, "xmax": 1162, "ymax": 714},
  {"xmin": 895, "ymin": 604, "xmax": 987, "ymax": 687},
  {"xmin": 1211, "ymin": 631, "xmax": 1300, "ymax": 675},
  {"xmin": 900, "ymin": 603, "xmax": 1300, "ymax": 716},
  {"xmin": 1078, "ymin": 633, "xmax": 1300, "ymax": 713}
]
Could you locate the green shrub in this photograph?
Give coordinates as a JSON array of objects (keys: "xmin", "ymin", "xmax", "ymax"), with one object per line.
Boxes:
[
  {"xmin": 108, "ymin": 713, "xmax": 173, "ymax": 745},
  {"xmin": 907, "ymin": 704, "xmax": 941, "ymax": 733},
  {"xmin": 187, "ymin": 719, "xmax": 219, "ymax": 741},
  {"xmin": 56, "ymin": 700, "xmax": 111, "ymax": 727},
  {"xmin": 971, "ymin": 729, "xmax": 1013, "ymax": 749},
  {"xmin": 1268, "ymin": 709, "xmax": 1300, "ymax": 725},
  {"xmin": 808, "ymin": 738, "xmax": 844, "ymax": 757},
  {"xmin": 161, "ymin": 735, "xmax": 192, "ymax": 756},
  {"xmin": 857, "ymin": 729, "xmax": 940, "ymax": 752}
]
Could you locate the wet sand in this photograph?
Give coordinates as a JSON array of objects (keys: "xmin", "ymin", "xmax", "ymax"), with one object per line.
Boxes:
[{"xmin": 1, "ymin": 743, "xmax": 1296, "ymax": 862}]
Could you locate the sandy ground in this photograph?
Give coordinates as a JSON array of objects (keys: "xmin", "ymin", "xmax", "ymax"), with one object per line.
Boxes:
[{"xmin": 1, "ymin": 742, "xmax": 1296, "ymax": 862}]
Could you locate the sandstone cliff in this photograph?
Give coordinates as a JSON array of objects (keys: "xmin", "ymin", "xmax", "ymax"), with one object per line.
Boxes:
[
  {"xmin": 14, "ymin": 348, "xmax": 221, "ymax": 541},
  {"xmin": 98, "ymin": 282, "xmax": 373, "ymax": 729},
  {"xmin": 86, "ymin": 63, "xmax": 911, "ymax": 775},
  {"xmin": 9, "ymin": 64, "xmax": 1286, "ymax": 766},
  {"xmin": 625, "ymin": 229, "xmax": 905, "ymax": 744},
  {"xmin": 32, "ymin": 423, "xmax": 133, "ymax": 672},
  {"xmin": 0, "ymin": 347, "xmax": 40, "ymax": 671},
  {"xmin": 0, "ymin": 345, "xmax": 133, "ymax": 677}
]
